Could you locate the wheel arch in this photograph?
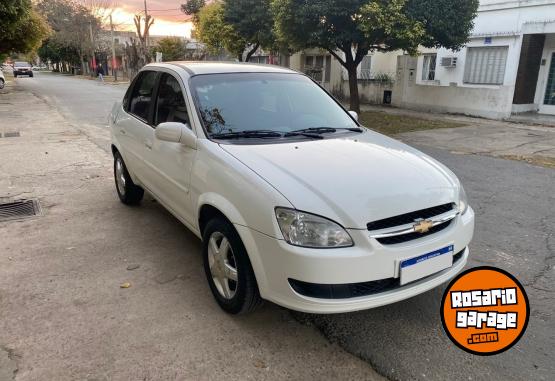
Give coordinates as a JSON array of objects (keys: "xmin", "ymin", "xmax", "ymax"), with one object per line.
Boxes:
[
  {"xmin": 197, "ymin": 194, "xmax": 267, "ymax": 292},
  {"xmin": 197, "ymin": 193, "xmax": 248, "ymax": 235}
]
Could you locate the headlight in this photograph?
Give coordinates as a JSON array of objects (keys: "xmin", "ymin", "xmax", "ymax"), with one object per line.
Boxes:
[
  {"xmin": 275, "ymin": 208, "xmax": 353, "ymax": 248},
  {"xmin": 458, "ymin": 185, "xmax": 469, "ymax": 214}
]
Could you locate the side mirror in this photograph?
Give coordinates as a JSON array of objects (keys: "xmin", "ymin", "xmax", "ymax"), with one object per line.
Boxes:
[
  {"xmin": 155, "ymin": 122, "xmax": 197, "ymax": 149},
  {"xmin": 348, "ymin": 110, "xmax": 359, "ymax": 122}
]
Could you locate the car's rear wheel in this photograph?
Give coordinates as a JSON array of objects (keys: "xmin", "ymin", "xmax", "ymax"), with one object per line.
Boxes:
[
  {"xmin": 114, "ymin": 151, "xmax": 144, "ymax": 205},
  {"xmin": 202, "ymin": 218, "xmax": 262, "ymax": 314},
  {"xmin": 29, "ymin": 73, "xmax": 33, "ymax": 78},
  {"xmin": 0, "ymin": 79, "xmax": 4, "ymax": 89},
  {"xmin": 13, "ymin": 74, "xmax": 17, "ymax": 78}
]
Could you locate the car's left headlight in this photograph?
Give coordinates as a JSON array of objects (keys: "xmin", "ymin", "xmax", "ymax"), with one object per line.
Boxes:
[
  {"xmin": 458, "ymin": 185, "xmax": 469, "ymax": 215},
  {"xmin": 275, "ymin": 208, "xmax": 353, "ymax": 248}
]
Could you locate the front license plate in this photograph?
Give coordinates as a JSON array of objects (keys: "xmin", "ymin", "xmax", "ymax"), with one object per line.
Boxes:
[{"xmin": 400, "ymin": 245, "xmax": 454, "ymax": 286}]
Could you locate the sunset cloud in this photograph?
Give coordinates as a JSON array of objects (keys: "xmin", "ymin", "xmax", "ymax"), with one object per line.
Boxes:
[{"xmin": 108, "ymin": 1, "xmax": 193, "ymax": 38}]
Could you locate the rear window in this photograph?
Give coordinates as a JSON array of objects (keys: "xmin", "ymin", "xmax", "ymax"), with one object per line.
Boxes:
[
  {"xmin": 15, "ymin": 62, "xmax": 30, "ymax": 67},
  {"xmin": 128, "ymin": 71, "xmax": 158, "ymax": 122}
]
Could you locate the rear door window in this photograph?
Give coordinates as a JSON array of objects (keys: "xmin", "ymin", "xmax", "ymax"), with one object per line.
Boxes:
[{"xmin": 128, "ymin": 71, "xmax": 158, "ymax": 122}]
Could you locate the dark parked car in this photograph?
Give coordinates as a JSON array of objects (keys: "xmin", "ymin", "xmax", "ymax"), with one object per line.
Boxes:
[{"xmin": 13, "ymin": 62, "xmax": 33, "ymax": 78}]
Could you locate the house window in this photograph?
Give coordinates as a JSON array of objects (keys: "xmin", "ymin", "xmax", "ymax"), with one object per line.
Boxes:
[
  {"xmin": 304, "ymin": 55, "xmax": 331, "ymax": 83},
  {"xmin": 358, "ymin": 55, "xmax": 372, "ymax": 80},
  {"xmin": 422, "ymin": 54, "xmax": 436, "ymax": 81},
  {"xmin": 464, "ymin": 46, "xmax": 508, "ymax": 85}
]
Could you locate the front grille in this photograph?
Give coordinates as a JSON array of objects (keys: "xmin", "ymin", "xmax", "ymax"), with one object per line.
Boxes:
[
  {"xmin": 376, "ymin": 220, "xmax": 452, "ymax": 245},
  {"xmin": 289, "ymin": 278, "xmax": 400, "ymax": 299},
  {"xmin": 367, "ymin": 203, "xmax": 455, "ymax": 231},
  {"xmin": 288, "ymin": 249, "xmax": 465, "ymax": 299}
]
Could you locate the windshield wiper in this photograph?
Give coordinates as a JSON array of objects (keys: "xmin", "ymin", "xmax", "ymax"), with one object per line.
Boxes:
[
  {"xmin": 284, "ymin": 126, "xmax": 363, "ymax": 138},
  {"xmin": 211, "ymin": 130, "xmax": 283, "ymax": 139}
]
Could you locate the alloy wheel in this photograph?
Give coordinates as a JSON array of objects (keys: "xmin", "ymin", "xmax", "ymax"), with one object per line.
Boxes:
[{"xmin": 207, "ymin": 231, "xmax": 238, "ymax": 299}]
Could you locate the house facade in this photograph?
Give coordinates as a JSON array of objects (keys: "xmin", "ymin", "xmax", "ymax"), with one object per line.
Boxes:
[
  {"xmin": 287, "ymin": 0, "xmax": 555, "ymax": 119},
  {"xmin": 394, "ymin": 0, "xmax": 555, "ymax": 118}
]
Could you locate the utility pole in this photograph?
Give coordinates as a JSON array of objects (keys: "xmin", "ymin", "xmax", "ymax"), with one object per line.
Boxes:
[
  {"xmin": 89, "ymin": 21, "xmax": 95, "ymax": 77},
  {"xmin": 110, "ymin": 14, "xmax": 118, "ymax": 81}
]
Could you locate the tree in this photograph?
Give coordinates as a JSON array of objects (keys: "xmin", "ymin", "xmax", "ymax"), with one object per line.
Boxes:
[
  {"xmin": 181, "ymin": 0, "xmax": 205, "ymax": 24},
  {"xmin": 196, "ymin": 2, "xmax": 245, "ymax": 61},
  {"xmin": 133, "ymin": 13, "xmax": 154, "ymax": 67},
  {"xmin": 155, "ymin": 37, "xmax": 187, "ymax": 61},
  {"xmin": 0, "ymin": 1, "xmax": 50, "ymax": 55},
  {"xmin": 37, "ymin": 0, "xmax": 99, "ymax": 73},
  {"xmin": 273, "ymin": 0, "xmax": 479, "ymax": 112},
  {"xmin": 222, "ymin": 0, "xmax": 274, "ymax": 62}
]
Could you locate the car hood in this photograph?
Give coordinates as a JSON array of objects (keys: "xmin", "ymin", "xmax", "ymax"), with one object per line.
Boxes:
[{"xmin": 220, "ymin": 131, "xmax": 459, "ymax": 229}]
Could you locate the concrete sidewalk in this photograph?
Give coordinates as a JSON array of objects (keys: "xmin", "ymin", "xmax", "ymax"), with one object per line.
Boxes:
[
  {"xmin": 0, "ymin": 84, "xmax": 382, "ymax": 380},
  {"xmin": 360, "ymin": 104, "xmax": 555, "ymax": 168}
]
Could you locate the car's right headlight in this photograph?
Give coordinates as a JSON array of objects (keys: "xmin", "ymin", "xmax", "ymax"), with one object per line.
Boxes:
[{"xmin": 275, "ymin": 208, "xmax": 353, "ymax": 248}]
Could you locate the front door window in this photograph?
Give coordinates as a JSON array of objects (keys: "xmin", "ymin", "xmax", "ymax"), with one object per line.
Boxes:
[{"xmin": 544, "ymin": 52, "xmax": 555, "ymax": 105}]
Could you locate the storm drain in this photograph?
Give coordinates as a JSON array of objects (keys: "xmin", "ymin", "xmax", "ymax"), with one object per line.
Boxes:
[
  {"xmin": 0, "ymin": 199, "xmax": 41, "ymax": 222},
  {"xmin": 1, "ymin": 131, "xmax": 20, "ymax": 138}
]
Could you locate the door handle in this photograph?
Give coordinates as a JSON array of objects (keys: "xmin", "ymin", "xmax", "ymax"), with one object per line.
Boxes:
[
  {"xmin": 119, "ymin": 129, "xmax": 126, "ymax": 135},
  {"xmin": 144, "ymin": 140, "xmax": 153, "ymax": 149}
]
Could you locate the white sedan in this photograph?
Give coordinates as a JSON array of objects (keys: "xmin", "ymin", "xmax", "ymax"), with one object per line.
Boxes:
[{"xmin": 110, "ymin": 62, "xmax": 474, "ymax": 314}]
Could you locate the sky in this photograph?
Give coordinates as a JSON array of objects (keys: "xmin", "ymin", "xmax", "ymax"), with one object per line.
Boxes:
[{"xmin": 110, "ymin": 0, "xmax": 193, "ymax": 38}]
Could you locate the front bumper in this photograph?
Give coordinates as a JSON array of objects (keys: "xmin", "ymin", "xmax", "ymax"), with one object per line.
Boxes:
[
  {"xmin": 14, "ymin": 70, "xmax": 32, "ymax": 75},
  {"xmin": 236, "ymin": 207, "xmax": 474, "ymax": 314}
]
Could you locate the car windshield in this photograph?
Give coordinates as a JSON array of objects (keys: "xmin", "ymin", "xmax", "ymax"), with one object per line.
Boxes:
[
  {"xmin": 15, "ymin": 62, "xmax": 30, "ymax": 67},
  {"xmin": 190, "ymin": 73, "xmax": 357, "ymax": 138}
]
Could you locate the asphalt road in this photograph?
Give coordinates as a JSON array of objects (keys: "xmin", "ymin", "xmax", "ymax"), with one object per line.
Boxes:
[{"xmin": 15, "ymin": 72, "xmax": 555, "ymax": 381}]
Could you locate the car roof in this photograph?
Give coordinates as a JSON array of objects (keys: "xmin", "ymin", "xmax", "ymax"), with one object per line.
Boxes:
[{"xmin": 146, "ymin": 61, "xmax": 298, "ymax": 76}]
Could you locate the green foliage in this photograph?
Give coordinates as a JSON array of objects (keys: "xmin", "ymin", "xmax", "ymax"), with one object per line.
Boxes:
[
  {"xmin": 223, "ymin": 0, "xmax": 274, "ymax": 59},
  {"xmin": 0, "ymin": 1, "xmax": 50, "ymax": 55},
  {"xmin": 155, "ymin": 37, "xmax": 188, "ymax": 62},
  {"xmin": 197, "ymin": 2, "xmax": 246, "ymax": 60},
  {"xmin": 406, "ymin": 0, "xmax": 479, "ymax": 50},
  {"xmin": 181, "ymin": 0, "xmax": 205, "ymax": 23},
  {"xmin": 36, "ymin": 0, "xmax": 100, "ymax": 70}
]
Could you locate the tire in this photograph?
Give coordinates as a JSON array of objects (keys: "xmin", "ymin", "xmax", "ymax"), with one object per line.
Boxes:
[
  {"xmin": 202, "ymin": 218, "xmax": 263, "ymax": 314},
  {"xmin": 0, "ymin": 79, "xmax": 4, "ymax": 89},
  {"xmin": 29, "ymin": 73, "xmax": 33, "ymax": 78},
  {"xmin": 114, "ymin": 151, "xmax": 144, "ymax": 205},
  {"xmin": 13, "ymin": 74, "xmax": 17, "ymax": 78}
]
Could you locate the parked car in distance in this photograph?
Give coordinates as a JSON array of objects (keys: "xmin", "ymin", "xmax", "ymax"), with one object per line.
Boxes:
[
  {"xmin": 0, "ymin": 68, "xmax": 5, "ymax": 89},
  {"xmin": 13, "ymin": 61, "xmax": 33, "ymax": 77},
  {"xmin": 110, "ymin": 62, "xmax": 475, "ymax": 315}
]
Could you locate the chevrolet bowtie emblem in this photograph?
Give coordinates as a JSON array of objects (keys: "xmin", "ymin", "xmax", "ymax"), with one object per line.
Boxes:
[{"xmin": 413, "ymin": 219, "xmax": 433, "ymax": 234}]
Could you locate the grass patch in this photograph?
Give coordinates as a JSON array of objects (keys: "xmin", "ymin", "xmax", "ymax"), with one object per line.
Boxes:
[
  {"xmin": 359, "ymin": 111, "xmax": 466, "ymax": 136},
  {"xmin": 500, "ymin": 155, "xmax": 555, "ymax": 169}
]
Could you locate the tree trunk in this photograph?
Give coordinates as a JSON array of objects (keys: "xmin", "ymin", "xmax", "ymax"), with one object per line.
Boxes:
[
  {"xmin": 245, "ymin": 43, "xmax": 260, "ymax": 62},
  {"xmin": 347, "ymin": 64, "xmax": 360, "ymax": 113}
]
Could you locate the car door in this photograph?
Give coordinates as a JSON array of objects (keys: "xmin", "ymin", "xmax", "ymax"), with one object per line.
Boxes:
[
  {"xmin": 141, "ymin": 71, "xmax": 197, "ymax": 225},
  {"xmin": 115, "ymin": 70, "xmax": 159, "ymax": 185}
]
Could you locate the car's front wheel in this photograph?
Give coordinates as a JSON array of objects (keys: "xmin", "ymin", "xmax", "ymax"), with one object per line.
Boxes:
[
  {"xmin": 114, "ymin": 152, "xmax": 144, "ymax": 205},
  {"xmin": 203, "ymin": 218, "xmax": 262, "ymax": 314},
  {"xmin": 0, "ymin": 79, "xmax": 4, "ymax": 89}
]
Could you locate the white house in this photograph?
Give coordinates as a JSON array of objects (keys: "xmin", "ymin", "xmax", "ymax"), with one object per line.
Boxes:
[
  {"xmin": 393, "ymin": 0, "xmax": 555, "ymax": 118},
  {"xmin": 286, "ymin": 0, "xmax": 555, "ymax": 119}
]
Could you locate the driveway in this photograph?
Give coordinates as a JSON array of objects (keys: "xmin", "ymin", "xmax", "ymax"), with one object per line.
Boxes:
[{"xmin": 2, "ymin": 72, "xmax": 554, "ymax": 380}]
